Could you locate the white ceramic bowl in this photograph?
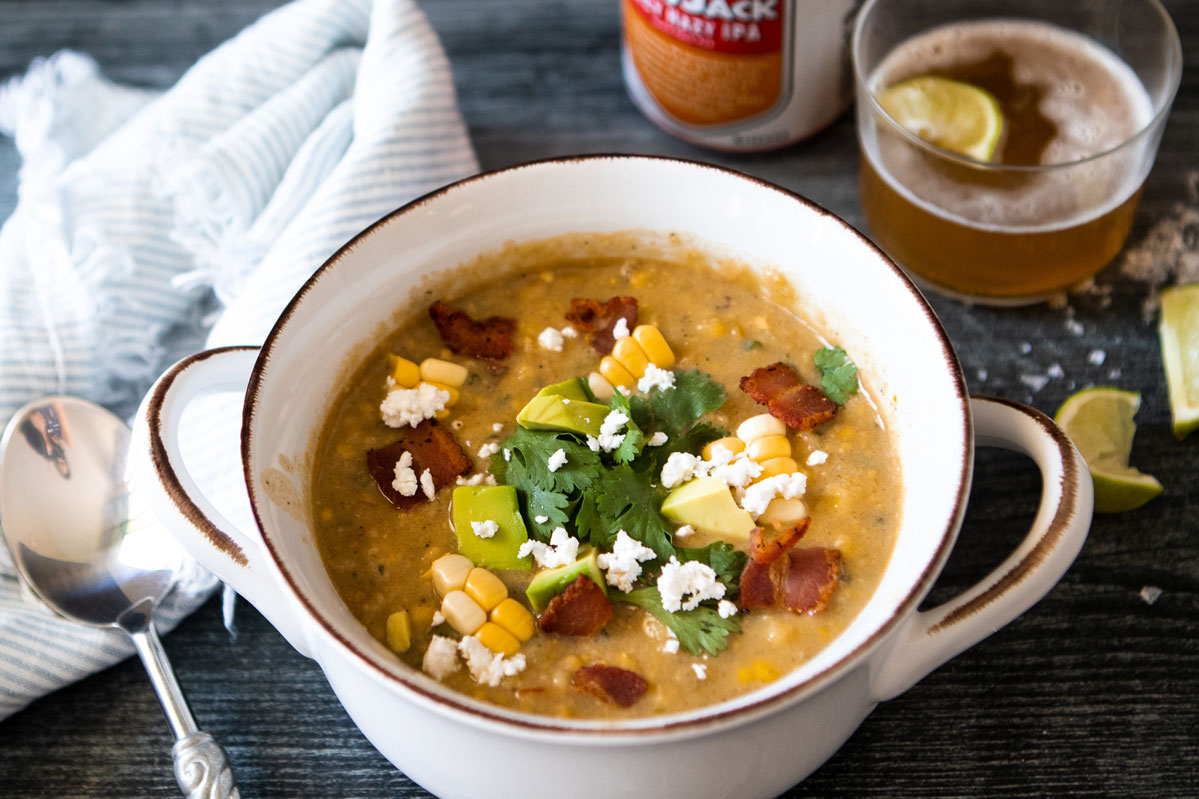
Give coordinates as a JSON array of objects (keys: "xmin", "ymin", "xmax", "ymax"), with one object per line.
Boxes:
[{"xmin": 132, "ymin": 156, "xmax": 1092, "ymax": 798}]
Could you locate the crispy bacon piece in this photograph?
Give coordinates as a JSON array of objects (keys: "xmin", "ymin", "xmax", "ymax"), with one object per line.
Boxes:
[
  {"xmin": 748, "ymin": 519, "xmax": 810, "ymax": 565},
  {"xmin": 536, "ymin": 575, "xmax": 613, "ymax": 636},
  {"xmin": 428, "ymin": 300, "xmax": 516, "ymax": 360},
  {"xmin": 739, "ymin": 362, "xmax": 838, "ymax": 431},
  {"xmin": 365, "ymin": 419, "xmax": 471, "ymax": 509},
  {"xmin": 565, "ymin": 296, "xmax": 638, "ymax": 354},
  {"xmin": 739, "ymin": 557, "xmax": 786, "ymax": 610},
  {"xmin": 782, "ymin": 547, "xmax": 842, "ymax": 615},
  {"xmin": 572, "ymin": 664, "xmax": 649, "ymax": 707}
]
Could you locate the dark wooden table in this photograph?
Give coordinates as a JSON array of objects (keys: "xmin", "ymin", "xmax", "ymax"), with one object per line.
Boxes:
[{"xmin": 1, "ymin": 1, "xmax": 1196, "ymax": 797}]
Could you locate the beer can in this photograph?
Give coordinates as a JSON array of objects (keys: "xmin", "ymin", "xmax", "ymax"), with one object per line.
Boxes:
[{"xmin": 621, "ymin": 0, "xmax": 861, "ymax": 151}]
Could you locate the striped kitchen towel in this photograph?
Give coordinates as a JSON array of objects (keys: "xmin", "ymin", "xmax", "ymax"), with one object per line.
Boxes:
[{"xmin": 0, "ymin": 0, "xmax": 478, "ymax": 720}]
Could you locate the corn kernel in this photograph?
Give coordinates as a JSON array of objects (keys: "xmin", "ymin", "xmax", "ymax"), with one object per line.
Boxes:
[
  {"xmin": 599, "ymin": 356, "xmax": 637, "ymax": 388},
  {"xmin": 441, "ymin": 590, "xmax": 486, "ymax": 635},
  {"xmin": 737, "ymin": 660, "xmax": 780, "ymax": 684},
  {"xmin": 747, "ymin": 435, "xmax": 791, "ymax": 463},
  {"xmin": 387, "ymin": 355, "xmax": 421, "ymax": 388},
  {"xmin": 759, "ymin": 497, "xmax": 808, "ymax": 530},
  {"xmin": 475, "ymin": 621, "xmax": 521, "ymax": 657},
  {"xmin": 612, "ymin": 336, "xmax": 650, "ymax": 378},
  {"xmin": 319, "ymin": 507, "xmax": 333, "ymax": 522},
  {"xmin": 632, "ymin": 325, "xmax": 675, "ymax": 368},
  {"xmin": 409, "ymin": 604, "xmax": 435, "ymax": 629},
  {"xmin": 385, "ymin": 611, "xmax": 412, "ymax": 653},
  {"xmin": 490, "ymin": 598, "xmax": 535, "ymax": 642},
  {"xmin": 464, "ymin": 567, "xmax": 508, "ymax": 612},
  {"xmin": 419, "ymin": 381, "xmax": 460, "ymax": 407},
  {"xmin": 629, "ymin": 270, "xmax": 651, "ymax": 289},
  {"xmin": 705, "ymin": 321, "xmax": 727, "ymax": 338},
  {"xmin": 431, "ymin": 554, "xmax": 473, "ymax": 596},
  {"xmin": 588, "ymin": 371, "xmax": 614, "ymax": 401},
  {"xmin": 736, "ymin": 413, "xmax": 786, "ymax": 442},
  {"xmin": 702, "ymin": 436, "xmax": 746, "ymax": 460},
  {"xmin": 420, "ymin": 358, "xmax": 468, "ymax": 388},
  {"xmin": 756, "ymin": 457, "xmax": 800, "ymax": 480}
]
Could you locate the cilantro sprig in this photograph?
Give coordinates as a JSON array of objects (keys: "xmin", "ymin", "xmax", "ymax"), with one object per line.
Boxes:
[
  {"xmin": 617, "ymin": 587, "xmax": 740, "ymax": 656},
  {"xmin": 814, "ymin": 346, "xmax": 859, "ymax": 405}
]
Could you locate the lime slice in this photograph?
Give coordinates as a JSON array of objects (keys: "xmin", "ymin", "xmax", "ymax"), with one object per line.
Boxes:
[
  {"xmin": 878, "ymin": 76, "xmax": 1004, "ymax": 161},
  {"xmin": 1159, "ymin": 284, "xmax": 1199, "ymax": 439},
  {"xmin": 1055, "ymin": 388, "xmax": 1162, "ymax": 513}
]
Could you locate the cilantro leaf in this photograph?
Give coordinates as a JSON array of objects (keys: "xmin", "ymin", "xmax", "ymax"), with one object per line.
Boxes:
[
  {"xmin": 607, "ymin": 390, "xmax": 644, "ymax": 465},
  {"xmin": 618, "ymin": 587, "xmax": 740, "ymax": 656},
  {"xmin": 814, "ymin": 346, "xmax": 859, "ymax": 405},
  {"xmin": 494, "ymin": 426, "xmax": 601, "ymax": 496},
  {"xmin": 675, "ymin": 541, "xmax": 747, "ymax": 601},
  {"xmin": 526, "ymin": 487, "xmax": 572, "ymax": 541},
  {"xmin": 593, "ymin": 464, "xmax": 673, "ymax": 560},
  {"xmin": 629, "ymin": 369, "xmax": 726, "ymax": 439},
  {"xmin": 635, "ymin": 420, "xmax": 725, "ymax": 476}
]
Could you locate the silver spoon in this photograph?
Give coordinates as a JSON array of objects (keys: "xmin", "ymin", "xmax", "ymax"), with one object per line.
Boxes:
[{"xmin": 0, "ymin": 396, "xmax": 239, "ymax": 799}]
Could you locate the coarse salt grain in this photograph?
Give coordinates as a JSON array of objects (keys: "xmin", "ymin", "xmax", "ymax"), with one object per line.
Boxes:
[
  {"xmin": 977, "ymin": 368, "xmax": 988, "ymax": 382},
  {"xmin": 547, "ymin": 448, "xmax": 568, "ymax": 472},
  {"xmin": 597, "ymin": 530, "xmax": 657, "ymax": 593},
  {"xmin": 1088, "ymin": 350, "xmax": 1106, "ymax": 366},
  {"xmin": 380, "ymin": 383, "xmax": 450, "ymax": 428},
  {"xmin": 637, "ymin": 363, "xmax": 676, "ymax": 393},
  {"xmin": 1020, "ymin": 342, "xmax": 1032, "ymax": 354},
  {"xmin": 1019, "ymin": 374, "xmax": 1049, "ymax": 392},
  {"xmin": 537, "ymin": 327, "xmax": 565, "ymax": 352},
  {"xmin": 1065, "ymin": 319, "xmax": 1085, "ymax": 336},
  {"xmin": 471, "ymin": 520, "xmax": 499, "ymax": 539},
  {"xmin": 1140, "ymin": 586, "xmax": 1162, "ymax": 605},
  {"xmin": 1047, "ymin": 363, "xmax": 1064, "ymax": 379}
]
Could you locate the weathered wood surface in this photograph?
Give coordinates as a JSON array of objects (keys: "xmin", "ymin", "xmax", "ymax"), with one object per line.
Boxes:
[{"xmin": 0, "ymin": 1, "xmax": 1196, "ymax": 797}]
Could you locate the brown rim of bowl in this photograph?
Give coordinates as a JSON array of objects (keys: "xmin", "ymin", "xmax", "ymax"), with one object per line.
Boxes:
[{"xmin": 239, "ymin": 154, "xmax": 973, "ymax": 736}]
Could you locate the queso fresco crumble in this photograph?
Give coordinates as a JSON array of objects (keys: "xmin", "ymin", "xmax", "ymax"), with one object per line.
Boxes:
[{"xmin": 311, "ymin": 233, "xmax": 900, "ymax": 718}]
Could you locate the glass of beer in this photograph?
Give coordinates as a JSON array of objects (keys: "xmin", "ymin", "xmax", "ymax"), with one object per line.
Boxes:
[{"xmin": 853, "ymin": 0, "xmax": 1182, "ymax": 304}]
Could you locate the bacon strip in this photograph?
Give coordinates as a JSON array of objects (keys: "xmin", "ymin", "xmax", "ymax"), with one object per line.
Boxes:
[
  {"xmin": 749, "ymin": 519, "xmax": 810, "ymax": 565},
  {"xmin": 537, "ymin": 575, "xmax": 613, "ymax": 637},
  {"xmin": 365, "ymin": 419, "xmax": 471, "ymax": 509},
  {"xmin": 429, "ymin": 300, "xmax": 516, "ymax": 360},
  {"xmin": 740, "ymin": 362, "xmax": 838, "ymax": 431},
  {"xmin": 782, "ymin": 547, "xmax": 842, "ymax": 615},
  {"xmin": 565, "ymin": 296, "xmax": 638, "ymax": 354},
  {"xmin": 738, "ymin": 557, "xmax": 786, "ymax": 610},
  {"xmin": 572, "ymin": 664, "xmax": 648, "ymax": 707}
]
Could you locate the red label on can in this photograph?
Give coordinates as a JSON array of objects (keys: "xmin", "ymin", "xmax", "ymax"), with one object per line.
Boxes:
[{"xmin": 627, "ymin": 0, "xmax": 785, "ymax": 55}]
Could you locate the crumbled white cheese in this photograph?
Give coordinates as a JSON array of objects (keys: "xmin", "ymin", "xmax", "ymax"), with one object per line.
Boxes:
[
  {"xmin": 422, "ymin": 635, "xmax": 460, "ymax": 681},
  {"xmin": 419, "ymin": 468, "xmax": 435, "ymax": 500},
  {"xmin": 597, "ymin": 530, "xmax": 657, "ymax": 593},
  {"xmin": 431, "ymin": 610, "xmax": 445, "ymax": 627},
  {"xmin": 534, "ymin": 515, "xmax": 549, "ymax": 524},
  {"xmin": 708, "ymin": 453, "xmax": 762, "ymax": 489},
  {"xmin": 503, "ymin": 448, "xmax": 511, "ymax": 462},
  {"xmin": 547, "ymin": 448, "xmax": 568, "ymax": 472},
  {"xmin": 585, "ymin": 435, "xmax": 601, "ymax": 452},
  {"xmin": 741, "ymin": 472, "xmax": 808, "ymax": 517},
  {"xmin": 673, "ymin": 524, "xmax": 696, "ymax": 539},
  {"xmin": 616, "ymin": 385, "xmax": 632, "ymax": 397},
  {"xmin": 657, "ymin": 556, "xmax": 726, "ymax": 612},
  {"xmin": 647, "ymin": 431, "xmax": 668, "ymax": 447},
  {"xmin": 663, "ymin": 639, "xmax": 680, "ymax": 654},
  {"xmin": 471, "ymin": 519, "xmax": 499, "ymax": 539},
  {"xmin": 537, "ymin": 327, "xmax": 565, "ymax": 352},
  {"xmin": 456, "ymin": 472, "xmax": 498, "ymax": 487},
  {"xmin": 492, "ymin": 422, "xmax": 505, "ymax": 432},
  {"xmin": 806, "ymin": 450, "xmax": 828, "ymax": 466},
  {"xmin": 391, "ymin": 451, "xmax": 418, "ymax": 496},
  {"xmin": 691, "ymin": 663, "xmax": 707, "ymax": 680},
  {"xmin": 717, "ymin": 600, "xmax": 738, "ymax": 619},
  {"xmin": 596, "ymin": 409, "xmax": 630, "ymax": 452},
  {"xmin": 477, "ymin": 441, "xmax": 501, "ymax": 459},
  {"xmin": 1088, "ymin": 349, "xmax": 1107, "ymax": 366},
  {"xmin": 560, "ymin": 325, "xmax": 578, "ymax": 339},
  {"xmin": 661, "ymin": 452, "xmax": 699, "ymax": 489},
  {"xmin": 562, "ymin": 398, "xmax": 571, "ymax": 404},
  {"xmin": 458, "ymin": 635, "xmax": 527, "ymax": 687},
  {"xmin": 637, "ymin": 363, "xmax": 676, "ymax": 393},
  {"xmin": 612, "ymin": 317, "xmax": 631, "ymax": 340},
  {"xmin": 380, "ymin": 383, "xmax": 450, "ymax": 428},
  {"xmin": 518, "ymin": 527, "xmax": 580, "ymax": 568},
  {"xmin": 1047, "ymin": 363, "xmax": 1065, "ymax": 379}
]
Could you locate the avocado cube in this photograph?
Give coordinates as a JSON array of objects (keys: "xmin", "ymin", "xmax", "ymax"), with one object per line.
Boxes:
[
  {"xmin": 516, "ymin": 395, "xmax": 610, "ymax": 438},
  {"xmin": 525, "ymin": 546, "xmax": 606, "ymax": 612},
  {"xmin": 533, "ymin": 377, "xmax": 592, "ymax": 402},
  {"xmin": 451, "ymin": 486, "xmax": 532, "ymax": 571},
  {"xmin": 660, "ymin": 476, "xmax": 756, "ymax": 542}
]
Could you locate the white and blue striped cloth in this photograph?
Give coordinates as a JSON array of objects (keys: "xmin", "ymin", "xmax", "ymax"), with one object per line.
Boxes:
[{"xmin": 0, "ymin": 0, "xmax": 478, "ymax": 720}]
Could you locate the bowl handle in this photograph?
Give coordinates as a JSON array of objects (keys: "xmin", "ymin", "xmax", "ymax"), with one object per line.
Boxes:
[
  {"xmin": 131, "ymin": 346, "xmax": 313, "ymax": 659},
  {"xmin": 870, "ymin": 395, "xmax": 1093, "ymax": 701}
]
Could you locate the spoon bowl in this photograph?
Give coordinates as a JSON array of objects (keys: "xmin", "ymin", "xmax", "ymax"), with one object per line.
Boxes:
[{"xmin": 0, "ymin": 397, "xmax": 238, "ymax": 799}]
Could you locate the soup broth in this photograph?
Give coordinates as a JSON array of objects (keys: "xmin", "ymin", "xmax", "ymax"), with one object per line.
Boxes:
[{"xmin": 312, "ymin": 233, "xmax": 900, "ymax": 718}]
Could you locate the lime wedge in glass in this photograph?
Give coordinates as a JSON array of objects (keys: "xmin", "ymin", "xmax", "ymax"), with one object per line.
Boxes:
[
  {"xmin": 878, "ymin": 76, "xmax": 1004, "ymax": 162},
  {"xmin": 1159, "ymin": 284, "xmax": 1199, "ymax": 439},
  {"xmin": 1055, "ymin": 388, "xmax": 1162, "ymax": 513}
]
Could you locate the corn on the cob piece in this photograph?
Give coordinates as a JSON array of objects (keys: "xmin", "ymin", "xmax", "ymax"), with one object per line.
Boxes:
[
  {"xmin": 385, "ymin": 610, "xmax": 412, "ymax": 653},
  {"xmin": 464, "ymin": 567, "xmax": 508, "ymax": 612},
  {"xmin": 702, "ymin": 436, "xmax": 745, "ymax": 460},
  {"xmin": 589, "ymin": 325, "xmax": 676, "ymax": 396},
  {"xmin": 430, "ymin": 554, "xmax": 473, "ymax": 596},
  {"xmin": 759, "ymin": 497, "xmax": 808, "ymax": 531},
  {"xmin": 757, "ymin": 457, "xmax": 799, "ymax": 480},
  {"xmin": 736, "ymin": 413, "xmax": 786, "ymax": 442},
  {"xmin": 746, "ymin": 435, "xmax": 790, "ymax": 463},
  {"xmin": 420, "ymin": 358, "xmax": 468, "ymax": 387},
  {"xmin": 420, "ymin": 380, "xmax": 460, "ymax": 407},
  {"xmin": 588, "ymin": 371, "xmax": 614, "ymax": 401},
  {"xmin": 475, "ymin": 621, "xmax": 521, "ymax": 657},
  {"xmin": 387, "ymin": 355, "xmax": 421, "ymax": 388},
  {"xmin": 490, "ymin": 598, "xmax": 535, "ymax": 642},
  {"xmin": 599, "ymin": 356, "xmax": 637, "ymax": 389},
  {"xmin": 612, "ymin": 336, "xmax": 650, "ymax": 379},
  {"xmin": 441, "ymin": 590, "xmax": 487, "ymax": 636}
]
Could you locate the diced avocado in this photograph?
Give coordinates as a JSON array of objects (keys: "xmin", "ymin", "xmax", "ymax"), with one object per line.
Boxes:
[
  {"xmin": 525, "ymin": 546, "xmax": 606, "ymax": 612},
  {"xmin": 516, "ymin": 395, "xmax": 610, "ymax": 438},
  {"xmin": 533, "ymin": 377, "xmax": 592, "ymax": 402},
  {"xmin": 660, "ymin": 476, "xmax": 756, "ymax": 542},
  {"xmin": 451, "ymin": 486, "xmax": 532, "ymax": 570}
]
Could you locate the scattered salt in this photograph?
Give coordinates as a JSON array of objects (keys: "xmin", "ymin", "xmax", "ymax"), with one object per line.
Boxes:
[
  {"xmin": 1065, "ymin": 319, "xmax": 1085, "ymax": 337},
  {"xmin": 977, "ymin": 368, "xmax": 988, "ymax": 382},
  {"xmin": 1139, "ymin": 586, "xmax": 1162, "ymax": 605},
  {"xmin": 1019, "ymin": 374, "xmax": 1050, "ymax": 393},
  {"xmin": 1088, "ymin": 350, "xmax": 1106, "ymax": 366},
  {"xmin": 1020, "ymin": 342, "xmax": 1032, "ymax": 354},
  {"xmin": 1047, "ymin": 363, "xmax": 1065, "ymax": 379}
]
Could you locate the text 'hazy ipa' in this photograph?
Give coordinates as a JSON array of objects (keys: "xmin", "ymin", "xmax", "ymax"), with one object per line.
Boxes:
[{"xmin": 859, "ymin": 20, "xmax": 1154, "ymax": 301}]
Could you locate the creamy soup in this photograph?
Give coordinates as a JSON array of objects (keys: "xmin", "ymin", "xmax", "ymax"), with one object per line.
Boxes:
[{"xmin": 312, "ymin": 233, "xmax": 900, "ymax": 718}]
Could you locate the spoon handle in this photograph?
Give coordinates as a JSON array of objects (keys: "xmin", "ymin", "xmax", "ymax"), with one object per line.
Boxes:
[{"xmin": 129, "ymin": 623, "xmax": 240, "ymax": 798}]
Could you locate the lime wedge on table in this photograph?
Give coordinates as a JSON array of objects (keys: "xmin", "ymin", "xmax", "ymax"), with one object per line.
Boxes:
[
  {"xmin": 1159, "ymin": 285, "xmax": 1199, "ymax": 439},
  {"xmin": 1055, "ymin": 388, "xmax": 1162, "ymax": 514},
  {"xmin": 878, "ymin": 76, "xmax": 1004, "ymax": 161}
]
